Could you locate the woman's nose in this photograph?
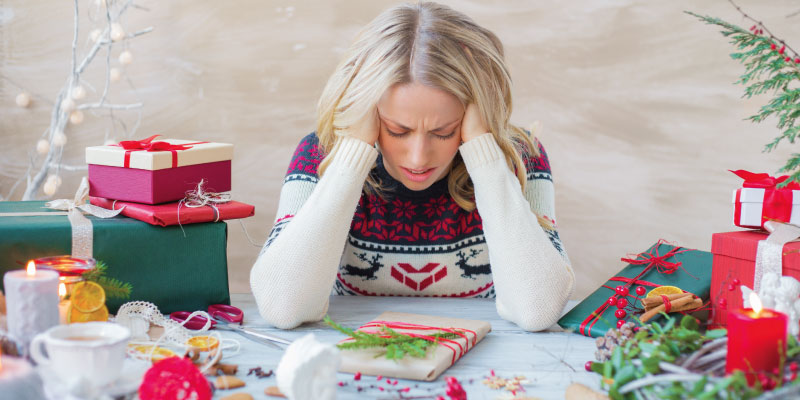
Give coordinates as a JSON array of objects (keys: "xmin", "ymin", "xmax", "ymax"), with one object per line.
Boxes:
[{"xmin": 406, "ymin": 133, "xmax": 429, "ymax": 168}]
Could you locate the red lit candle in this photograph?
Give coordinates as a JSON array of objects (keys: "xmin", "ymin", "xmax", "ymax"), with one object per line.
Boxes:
[{"xmin": 726, "ymin": 292, "xmax": 788, "ymax": 384}]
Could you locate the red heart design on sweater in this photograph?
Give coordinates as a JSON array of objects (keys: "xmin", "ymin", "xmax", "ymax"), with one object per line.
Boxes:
[{"xmin": 390, "ymin": 263, "xmax": 447, "ymax": 291}]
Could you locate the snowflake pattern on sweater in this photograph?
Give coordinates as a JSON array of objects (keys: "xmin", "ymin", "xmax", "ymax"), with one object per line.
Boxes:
[{"xmin": 264, "ymin": 132, "xmax": 567, "ymax": 298}]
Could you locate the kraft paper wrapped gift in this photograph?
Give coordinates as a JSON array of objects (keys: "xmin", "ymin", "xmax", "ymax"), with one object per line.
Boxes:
[
  {"xmin": 86, "ymin": 136, "xmax": 233, "ymax": 204},
  {"xmin": 337, "ymin": 312, "xmax": 491, "ymax": 381},
  {"xmin": 0, "ymin": 201, "xmax": 230, "ymax": 314}
]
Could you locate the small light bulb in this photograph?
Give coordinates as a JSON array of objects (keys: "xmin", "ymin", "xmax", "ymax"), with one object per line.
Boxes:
[
  {"xmin": 53, "ymin": 131, "xmax": 67, "ymax": 147},
  {"xmin": 118, "ymin": 50, "xmax": 133, "ymax": 65},
  {"xmin": 60, "ymin": 98, "xmax": 76, "ymax": 113},
  {"xmin": 36, "ymin": 139, "xmax": 50, "ymax": 155},
  {"xmin": 43, "ymin": 181, "xmax": 57, "ymax": 196},
  {"xmin": 46, "ymin": 174, "xmax": 62, "ymax": 187},
  {"xmin": 110, "ymin": 68, "xmax": 121, "ymax": 82},
  {"xmin": 71, "ymin": 85, "xmax": 86, "ymax": 100},
  {"xmin": 16, "ymin": 92, "xmax": 32, "ymax": 108},
  {"xmin": 110, "ymin": 23, "xmax": 125, "ymax": 42},
  {"xmin": 69, "ymin": 110, "xmax": 84, "ymax": 125},
  {"xmin": 90, "ymin": 29, "xmax": 102, "ymax": 42}
]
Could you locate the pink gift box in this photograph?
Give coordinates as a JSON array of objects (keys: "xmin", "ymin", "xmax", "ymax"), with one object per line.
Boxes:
[{"xmin": 86, "ymin": 138, "xmax": 233, "ymax": 204}]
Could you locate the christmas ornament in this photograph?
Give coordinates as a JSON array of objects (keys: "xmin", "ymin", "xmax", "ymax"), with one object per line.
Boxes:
[
  {"xmin": 15, "ymin": 92, "xmax": 31, "ymax": 108},
  {"xmin": 276, "ymin": 333, "xmax": 340, "ymax": 400},
  {"xmin": 36, "ymin": 139, "xmax": 50, "ymax": 155},
  {"xmin": 742, "ymin": 271, "xmax": 800, "ymax": 336},
  {"xmin": 69, "ymin": 110, "xmax": 84, "ymax": 125},
  {"xmin": 45, "ymin": 174, "xmax": 62, "ymax": 188},
  {"xmin": 43, "ymin": 181, "xmax": 57, "ymax": 196},
  {"xmin": 109, "ymin": 68, "xmax": 121, "ymax": 82},
  {"xmin": 119, "ymin": 50, "xmax": 133, "ymax": 65},
  {"xmin": 71, "ymin": 85, "xmax": 86, "ymax": 100},
  {"xmin": 60, "ymin": 98, "xmax": 76, "ymax": 113},
  {"xmin": 52, "ymin": 131, "xmax": 67, "ymax": 147},
  {"xmin": 110, "ymin": 23, "xmax": 125, "ymax": 42}
]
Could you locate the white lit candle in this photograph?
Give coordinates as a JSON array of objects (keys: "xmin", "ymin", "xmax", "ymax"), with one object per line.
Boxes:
[
  {"xmin": 58, "ymin": 283, "xmax": 70, "ymax": 325},
  {"xmin": 3, "ymin": 261, "xmax": 59, "ymax": 352},
  {"xmin": 0, "ymin": 352, "xmax": 47, "ymax": 400}
]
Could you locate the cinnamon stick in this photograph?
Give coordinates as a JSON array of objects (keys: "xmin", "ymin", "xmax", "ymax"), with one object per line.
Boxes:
[
  {"xmin": 641, "ymin": 293, "xmax": 692, "ymax": 309},
  {"xmin": 639, "ymin": 295, "xmax": 697, "ymax": 323}
]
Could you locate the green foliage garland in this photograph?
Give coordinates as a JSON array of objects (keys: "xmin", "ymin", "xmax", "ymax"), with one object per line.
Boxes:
[{"xmin": 80, "ymin": 260, "xmax": 132, "ymax": 299}]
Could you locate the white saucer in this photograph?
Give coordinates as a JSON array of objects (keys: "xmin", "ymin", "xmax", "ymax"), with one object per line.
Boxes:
[{"xmin": 38, "ymin": 357, "xmax": 150, "ymax": 400}]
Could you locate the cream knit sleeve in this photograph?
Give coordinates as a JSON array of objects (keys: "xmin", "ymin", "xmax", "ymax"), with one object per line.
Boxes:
[
  {"xmin": 459, "ymin": 133, "xmax": 575, "ymax": 331},
  {"xmin": 250, "ymin": 136, "xmax": 378, "ymax": 329}
]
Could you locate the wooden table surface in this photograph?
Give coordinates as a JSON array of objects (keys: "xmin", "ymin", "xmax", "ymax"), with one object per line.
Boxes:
[{"xmin": 213, "ymin": 294, "xmax": 601, "ymax": 400}]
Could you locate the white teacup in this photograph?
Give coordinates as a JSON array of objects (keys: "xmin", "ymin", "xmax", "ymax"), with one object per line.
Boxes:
[{"xmin": 30, "ymin": 322, "xmax": 131, "ymax": 387}]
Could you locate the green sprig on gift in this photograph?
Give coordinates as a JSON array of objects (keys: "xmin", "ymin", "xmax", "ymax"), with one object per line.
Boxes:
[
  {"xmin": 686, "ymin": 10, "xmax": 800, "ymax": 187},
  {"xmin": 323, "ymin": 316, "xmax": 462, "ymax": 361},
  {"xmin": 589, "ymin": 313, "xmax": 800, "ymax": 399},
  {"xmin": 80, "ymin": 261, "xmax": 132, "ymax": 300}
]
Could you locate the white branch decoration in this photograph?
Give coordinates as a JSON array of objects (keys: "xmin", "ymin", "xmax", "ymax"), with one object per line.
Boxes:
[{"xmin": 16, "ymin": 0, "xmax": 153, "ymax": 200}]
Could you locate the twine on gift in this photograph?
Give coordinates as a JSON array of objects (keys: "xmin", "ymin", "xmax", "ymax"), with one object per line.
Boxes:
[
  {"xmin": 579, "ymin": 240, "xmax": 692, "ymax": 337},
  {"xmin": 344, "ymin": 321, "xmax": 478, "ymax": 365},
  {"xmin": 173, "ymin": 180, "xmax": 263, "ymax": 247}
]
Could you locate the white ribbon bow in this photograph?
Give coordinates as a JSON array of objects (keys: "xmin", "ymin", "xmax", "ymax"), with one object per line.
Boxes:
[
  {"xmin": 754, "ymin": 220, "xmax": 800, "ymax": 292},
  {"xmin": 44, "ymin": 177, "xmax": 124, "ymax": 257}
]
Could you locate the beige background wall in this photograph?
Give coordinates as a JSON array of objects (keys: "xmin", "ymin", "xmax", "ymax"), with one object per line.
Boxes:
[{"xmin": 2, "ymin": 0, "xmax": 799, "ymax": 300}]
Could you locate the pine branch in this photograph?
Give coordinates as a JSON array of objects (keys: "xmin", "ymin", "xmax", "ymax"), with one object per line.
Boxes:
[
  {"xmin": 687, "ymin": 8, "xmax": 800, "ymax": 187},
  {"xmin": 323, "ymin": 316, "xmax": 462, "ymax": 361},
  {"xmin": 81, "ymin": 260, "xmax": 133, "ymax": 299}
]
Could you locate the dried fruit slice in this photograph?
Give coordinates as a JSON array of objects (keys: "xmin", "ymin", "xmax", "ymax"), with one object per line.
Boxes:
[
  {"xmin": 129, "ymin": 345, "xmax": 177, "ymax": 362},
  {"xmin": 186, "ymin": 335, "xmax": 219, "ymax": 352},
  {"xmin": 646, "ymin": 286, "xmax": 683, "ymax": 298},
  {"xmin": 70, "ymin": 281, "xmax": 106, "ymax": 313},
  {"xmin": 67, "ymin": 303, "xmax": 109, "ymax": 323}
]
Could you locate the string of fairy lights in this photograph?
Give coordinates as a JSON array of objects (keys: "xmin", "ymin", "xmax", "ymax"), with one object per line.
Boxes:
[{"xmin": 6, "ymin": 0, "xmax": 152, "ymax": 200}]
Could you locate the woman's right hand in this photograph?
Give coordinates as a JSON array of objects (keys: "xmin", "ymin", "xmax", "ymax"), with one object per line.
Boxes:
[{"xmin": 346, "ymin": 108, "xmax": 380, "ymax": 146}]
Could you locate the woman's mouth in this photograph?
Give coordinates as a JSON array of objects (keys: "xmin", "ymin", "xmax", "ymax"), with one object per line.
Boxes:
[{"xmin": 401, "ymin": 167, "xmax": 435, "ymax": 183}]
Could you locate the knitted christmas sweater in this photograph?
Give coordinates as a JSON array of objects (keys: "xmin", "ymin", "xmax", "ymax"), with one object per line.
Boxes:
[{"xmin": 250, "ymin": 132, "xmax": 575, "ymax": 331}]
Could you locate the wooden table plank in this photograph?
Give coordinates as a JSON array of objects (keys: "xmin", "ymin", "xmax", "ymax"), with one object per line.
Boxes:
[{"xmin": 209, "ymin": 294, "xmax": 600, "ymax": 400}]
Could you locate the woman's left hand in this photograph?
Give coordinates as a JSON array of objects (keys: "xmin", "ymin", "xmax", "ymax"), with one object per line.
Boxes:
[{"xmin": 461, "ymin": 103, "xmax": 489, "ymax": 143}]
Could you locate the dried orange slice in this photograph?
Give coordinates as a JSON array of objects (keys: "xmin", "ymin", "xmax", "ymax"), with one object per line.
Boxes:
[
  {"xmin": 70, "ymin": 281, "xmax": 106, "ymax": 313},
  {"xmin": 646, "ymin": 286, "xmax": 683, "ymax": 298},
  {"xmin": 129, "ymin": 345, "xmax": 177, "ymax": 362},
  {"xmin": 186, "ymin": 335, "xmax": 219, "ymax": 352},
  {"xmin": 67, "ymin": 303, "xmax": 109, "ymax": 323}
]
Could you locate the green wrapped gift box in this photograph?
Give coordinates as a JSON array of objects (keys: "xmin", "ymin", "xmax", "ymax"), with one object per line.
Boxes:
[
  {"xmin": 0, "ymin": 201, "xmax": 230, "ymax": 314},
  {"xmin": 558, "ymin": 241, "xmax": 712, "ymax": 338}
]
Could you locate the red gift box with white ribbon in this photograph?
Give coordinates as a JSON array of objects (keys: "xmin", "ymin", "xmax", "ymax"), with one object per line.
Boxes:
[
  {"xmin": 731, "ymin": 169, "xmax": 800, "ymax": 229},
  {"xmin": 86, "ymin": 135, "xmax": 233, "ymax": 205}
]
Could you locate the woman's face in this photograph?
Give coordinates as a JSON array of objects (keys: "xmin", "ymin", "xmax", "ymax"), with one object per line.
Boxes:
[{"xmin": 376, "ymin": 82, "xmax": 464, "ymax": 191}]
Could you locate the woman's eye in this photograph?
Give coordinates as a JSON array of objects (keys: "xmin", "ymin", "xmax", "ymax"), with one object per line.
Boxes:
[
  {"xmin": 434, "ymin": 131, "xmax": 457, "ymax": 140},
  {"xmin": 386, "ymin": 129, "xmax": 407, "ymax": 137}
]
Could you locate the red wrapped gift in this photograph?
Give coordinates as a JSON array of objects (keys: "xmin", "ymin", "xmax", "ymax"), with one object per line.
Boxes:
[
  {"xmin": 731, "ymin": 169, "xmax": 800, "ymax": 229},
  {"xmin": 710, "ymin": 229, "xmax": 800, "ymax": 328},
  {"xmin": 86, "ymin": 135, "xmax": 233, "ymax": 205},
  {"xmin": 90, "ymin": 196, "xmax": 254, "ymax": 227}
]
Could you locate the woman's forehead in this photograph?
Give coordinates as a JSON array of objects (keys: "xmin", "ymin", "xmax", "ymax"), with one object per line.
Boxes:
[{"xmin": 378, "ymin": 82, "xmax": 463, "ymax": 126}]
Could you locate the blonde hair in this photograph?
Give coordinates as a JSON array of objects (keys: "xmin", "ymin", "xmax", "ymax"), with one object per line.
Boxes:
[{"xmin": 316, "ymin": 1, "xmax": 539, "ymax": 213}]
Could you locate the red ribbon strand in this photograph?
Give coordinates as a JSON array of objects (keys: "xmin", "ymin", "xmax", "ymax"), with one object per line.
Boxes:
[{"xmin": 114, "ymin": 135, "xmax": 207, "ymax": 168}]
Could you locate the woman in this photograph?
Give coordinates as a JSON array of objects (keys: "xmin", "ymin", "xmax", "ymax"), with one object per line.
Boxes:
[{"xmin": 250, "ymin": 2, "xmax": 574, "ymax": 331}]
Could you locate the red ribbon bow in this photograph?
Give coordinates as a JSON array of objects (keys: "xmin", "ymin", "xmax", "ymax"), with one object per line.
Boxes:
[
  {"xmin": 114, "ymin": 135, "xmax": 206, "ymax": 168},
  {"xmin": 730, "ymin": 169, "xmax": 800, "ymax": 190},
  {"xmin": 578, "ymin": 240, "xmax": 692, "ymax": 336}
]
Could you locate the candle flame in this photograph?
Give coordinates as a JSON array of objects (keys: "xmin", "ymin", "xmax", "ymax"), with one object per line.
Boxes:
[
  {"xmin": 750, "ymin": 292, "xmax": 763, "ymax": 316},
  {"xmin": 59, "ymin": 282, "xmax": 67, "ymax": 297},
  {"xmin": 26, "ymin": 261, "xmax": 36, "ymax": 276}
]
